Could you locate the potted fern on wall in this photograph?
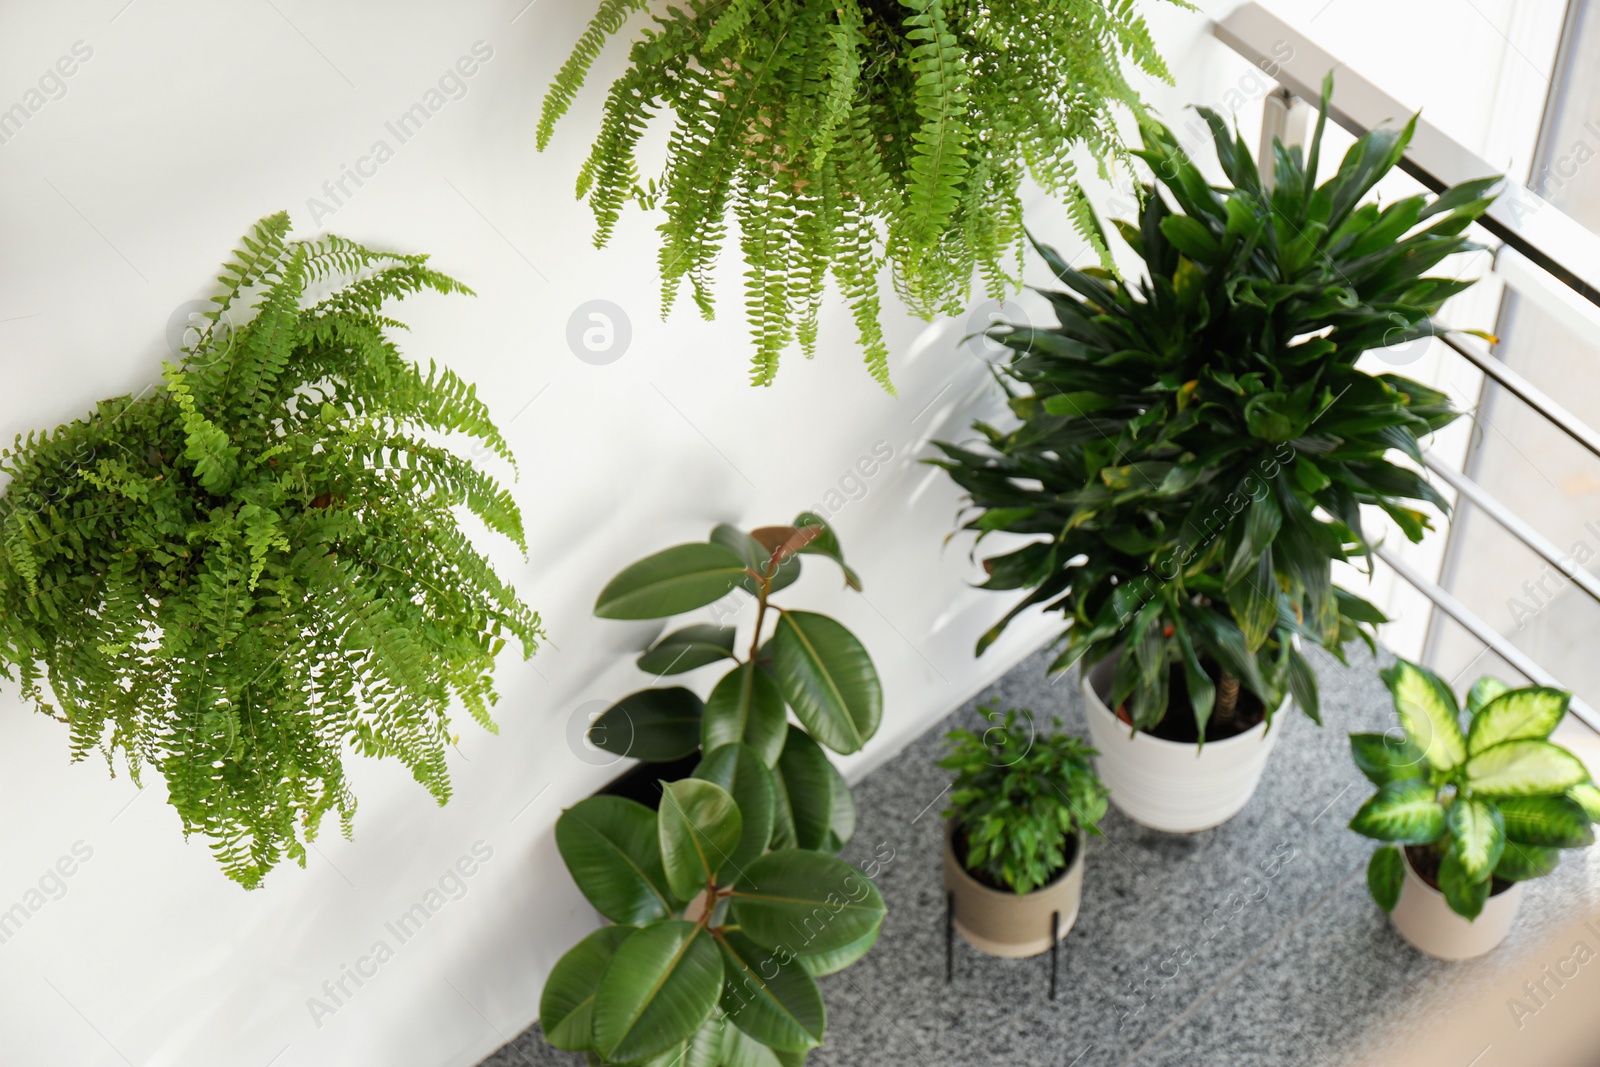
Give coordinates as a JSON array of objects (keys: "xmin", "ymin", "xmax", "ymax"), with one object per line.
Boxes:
[
  {"xmin": 932, "ymin": 78, "xmax": 1497, "ymax": 832},
  {"xmin": 538, "ymin": 0, "xmax": 1184, "ymax": 390},
  {"xmin": 0, "ymin": 213, "xmax": 542, "ymax": 887}
]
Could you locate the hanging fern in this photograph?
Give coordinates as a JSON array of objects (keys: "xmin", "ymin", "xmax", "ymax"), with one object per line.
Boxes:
[
  {"xmin": 539, "ymin": 0, "xmax": 1185, "ymax": 390},
  {"xmin": 0, "ymin": 213, "xmax": 542, "ymax": 887}
]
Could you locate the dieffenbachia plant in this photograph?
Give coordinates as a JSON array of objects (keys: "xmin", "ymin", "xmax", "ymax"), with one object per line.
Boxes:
[
  {"xmin": 537, "ymin": 0, "xmax": 1182, "ymax": 390},
  {"xmin": 931, "ymin": 76, "xmax": 1494, "ymax": 737},
  {"xmin": 1351, "ymin": 659, "xmax": 1600, "ymax": 920},
  {"xmin": 542, "ymin": 516, "xmax": 885, "ymax": 1063}
]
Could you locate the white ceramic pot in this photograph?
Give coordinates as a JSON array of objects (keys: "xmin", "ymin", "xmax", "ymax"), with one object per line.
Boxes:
[
  {"xmin": 1388, "ymin": 847, "xmax": 1523, "ymax": 960},
  {"xmin": 943, "ymin": 820, "xmax": 1085, "ymax": 958},
  {"xmin": 1081, "ymin": 660, "xmax": 1286, "ymax": 833}
]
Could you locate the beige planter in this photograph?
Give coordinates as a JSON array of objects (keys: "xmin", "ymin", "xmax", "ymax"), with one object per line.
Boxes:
[
  {"xmin": 942, "ymin": 820, "xmax": 1084, "ymax": 958},
  {"xmin": 1388, "ymin": 847, "xmax": 1523, "ymax": 960}
]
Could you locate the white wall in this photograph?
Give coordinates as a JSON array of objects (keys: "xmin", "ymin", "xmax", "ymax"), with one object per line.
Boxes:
[{"xmin": 0, "ymin": 3, "xmax": 1534, "ymax": 1065}]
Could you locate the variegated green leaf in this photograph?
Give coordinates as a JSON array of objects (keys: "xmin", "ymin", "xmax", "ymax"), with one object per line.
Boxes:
[
  {"xmin": 1379, "ymin": 659, "xmax": 1465, "ymax": 771},
  {"xmin": 1466, "ymin": 686, "xmax": 1568, "ymax": 754},
  {"xmin": 1464, "ymin": 740, "xmax": 1589, "ymax": 797}
]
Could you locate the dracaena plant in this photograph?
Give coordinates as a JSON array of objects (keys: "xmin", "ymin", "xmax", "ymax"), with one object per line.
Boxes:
[
  {"xmin": 1351, "ymin": 659, "xmax": 1600, "ymax": 921},
  {"xmin": 542, "ymin": 516, "xmax": 885, "ymax": 1064},
  {"xmin": 940, "ymin": 701, "xmax": 1107, "ymax": 894},
  {"xmin": 931, "ymin": 76, "xmax": 1493, "ymax": 737},
  {"xmin": 585, "ymin": 514, "xmax": 879, "ymax": 858},
  {"xmin": 0, "ymin": 213, "xmax": 541, "ymax": 887},
  {"xmin": 542, "ymin": 778, "xmax": 887, "ymax": 1065},
  {"xmin": 538, "ymin": 0, "xmax": 1183, "ymax": 390}
]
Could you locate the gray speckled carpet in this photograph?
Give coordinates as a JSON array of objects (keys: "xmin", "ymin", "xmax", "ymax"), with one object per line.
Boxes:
[{"xmin": 482, "ymin": 644, "xmax": 1600, "ymax": 1067}]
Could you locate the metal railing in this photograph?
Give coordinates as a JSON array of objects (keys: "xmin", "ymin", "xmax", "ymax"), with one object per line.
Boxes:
[{"xmin": 1214, "ymin": 2, "xmax": 1600, "ymax": 732}]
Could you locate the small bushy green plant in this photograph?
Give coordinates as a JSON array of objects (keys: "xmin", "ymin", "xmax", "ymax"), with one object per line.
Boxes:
[
  {"xmin": 940, "ymin": 701, "xmax": 1107, "ymax": 894},
  {"xmin": 0, "ymin": 213, "xmax": 541, "ymax": 887}
]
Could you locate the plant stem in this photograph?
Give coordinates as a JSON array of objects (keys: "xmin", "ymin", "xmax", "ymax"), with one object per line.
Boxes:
[{"xmin": 1217, "ymin": 670, "xmax": 1240, "ymax": 720}]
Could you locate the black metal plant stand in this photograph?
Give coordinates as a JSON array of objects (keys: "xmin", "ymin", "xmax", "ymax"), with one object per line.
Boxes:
[{"xmin": 945, "ymin": 891, "xmax": 1064, "ymax": 1000}]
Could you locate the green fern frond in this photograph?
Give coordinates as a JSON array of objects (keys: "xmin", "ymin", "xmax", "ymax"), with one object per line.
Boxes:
[{"xmin": 0, "ymin": 214, "xmax": 542, "ymax": 888}]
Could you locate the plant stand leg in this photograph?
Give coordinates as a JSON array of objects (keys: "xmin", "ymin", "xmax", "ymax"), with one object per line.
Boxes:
[
  {"xmin": 945, "ymin": 891, "xmax": 954, "ymax": 985},
  {"xmin": 1049, "ymin": 910, "xmax": 1060, "ymax": 1001}
]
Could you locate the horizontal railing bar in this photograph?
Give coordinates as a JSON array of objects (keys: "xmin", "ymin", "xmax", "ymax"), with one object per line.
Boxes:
[
  {"xmin": 1438, "ymin": 333, "xmax": 1600, "ymax": 462},
  {"xmin": 1213, "ymin": 2, "xmax": 1600, "ymax": 309},
  {"xmin": 1421, "ymin": 455, "xmax": 1600, "ymax": 608},
  {"xmin": 1376, "ymin": 545, "xmax": 1600, "ymax": 734}
]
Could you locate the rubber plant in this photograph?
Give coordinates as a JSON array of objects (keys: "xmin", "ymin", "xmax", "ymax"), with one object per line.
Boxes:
[
  {"xmin": 930, "ymin": 76, "xmax": 1497, "ymax": 738},
  {"xmin": 0, "ymin": 213, "xmax": 541, "ymax": 887},
  {"xmin": 540, "ymin": 515, "xmax": 883, "ymax": 1064},
  {"xmin": 940, "ymin": 701, "xmax": 1106, "ymax": 893},
  {"xmin": 1352, "ymin": 659, "xmax": 1600, "ymax": 919},
  {"xmin": 538, "ymin": 0, "xmax": 1183, "ymax": 390}
]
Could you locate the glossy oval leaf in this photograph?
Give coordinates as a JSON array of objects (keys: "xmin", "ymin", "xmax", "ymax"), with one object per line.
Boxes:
[
  {"xmin": 1446, "ymin": 796, "xmax": 1504, "ymax": 882},
  {"xmin": 1348, "ymin": 779, "xmax": 1446, "ymax": 844},
  {"xmin": 1349, "ymin": 732, "xmax": 1429, "ymax": 786},
  {"xmin": 556, "ymin": 796, "xmax": 677, "ymax": 924},
  {"xmin": 659, "ymin": 779, "xmax": 743, "ymax": 899},
  {"xmin": 540, "ymin": 925, "xmax": 633, "ymax": 1051},
  {"xmin": 1366, "ymin": 846, "xmax": 1404, "ymax": 913},
  {"xmin": 1495, "ymin": 840, "xmax": 1561, "ymax": 882},
  {"xmin": 826, "ymin": 759, "xmax": 856, "ymax": 849},
  {"xmin": 639, "ymin": 624, "xmax": 738, "ymax": 676},
  {"xmin": 721, "ymin": 1022, "xmax": 809, "ymax": 1067},
  {"xmin": 793, "ymin": 512, "xmax": 861, "ymax": 591},
  {"xmin": 589, "ymin": 688, "xmax": 704, "ymax": 762},
  {"xmin": 703, "ymin": 663, "xmax": 788, "ymax": 766},
  {"xmin": 715, "ymin": 524, "xmax": 802, "ymax": 597},
  {"xmin": 593, "ymin": 921, "xmax": 724, "ymax": 1065},
  {"xmin": 729, "ymin": 850, "xmax": 886, "ymax": 956},
  {"xmin": 693, "ymin": 743, "xmax": 777, "ymax": 878},
  {"xmin": 716, "ymin": 929, "xmax": 826, "ymax": 1052},
  {"xmin": 797, "ymin": 922, "xmax": 880, "ymax": 977},
  {"xmin": 776, "ymin": 726, "xmax": 835, "ymax": 851},
  {"xmin": 1464, "ymin": 740, "xmax": 1590, "ymax": 797},
  {"xmin": 595, "ymin": 543, "xmax": 748, "ymax": 620},
  {"xmin": 639, "ymin": 1015, "xmax": 725, "ymax": 1067},
  {"xmin": 1437, "ymin": 847, "xmax": 1489, "ymax": 921},
  {"xmin": 1379, "ymin": 659, "xmax": 1465, "ymax": 772},
  {"xmin": 1497, "ymin": 795, "xmax": 1595, "ymax": 848},
  {"xmin": 770, "ymin": 611, "xmax": 882, "ymax": 755},
  {"xmin": 1467, "ymin": 676, "xmax": 1511, "ymax": 715},
  {"xmin": 1466, "ymin": 686, "xmax": 1569, "ymax": 754}
]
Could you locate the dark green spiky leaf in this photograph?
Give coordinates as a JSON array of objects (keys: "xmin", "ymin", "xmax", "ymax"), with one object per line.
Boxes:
[
  {"xmin": 729, "ymin": 851, "xmax": 887, "ymax": 955},
  {"xmin": 1366, "ymin": 846, "xmax": 1404, "ymax": 913},
  {"xmin": 589, "ymin": 688, "xmax": 704, "ymax": 762},
  {"xmin": 556, "ymin": 796, "xmax": 678, "ymax": 924},
  {"xmin": 659, "ymin": 779, "xmax": 743, "ymax": 898},
  {"xmin": 541, "ymin": 925, "xmax": 633, "ymax": 1051},
  {"xmin": 593, "ymin": 922, "xmax": 723, "ymax": 1064},
  {"xmin": 595, "ymin": 543, "xmax": 748, "ymax": 620},
  {"xmin": 639, "ymin": 625, "xmax": 738, "ymax": 676},
  {"xmin": 770, "ymin": 612, "xmax": 882, "ymax": 755}
]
